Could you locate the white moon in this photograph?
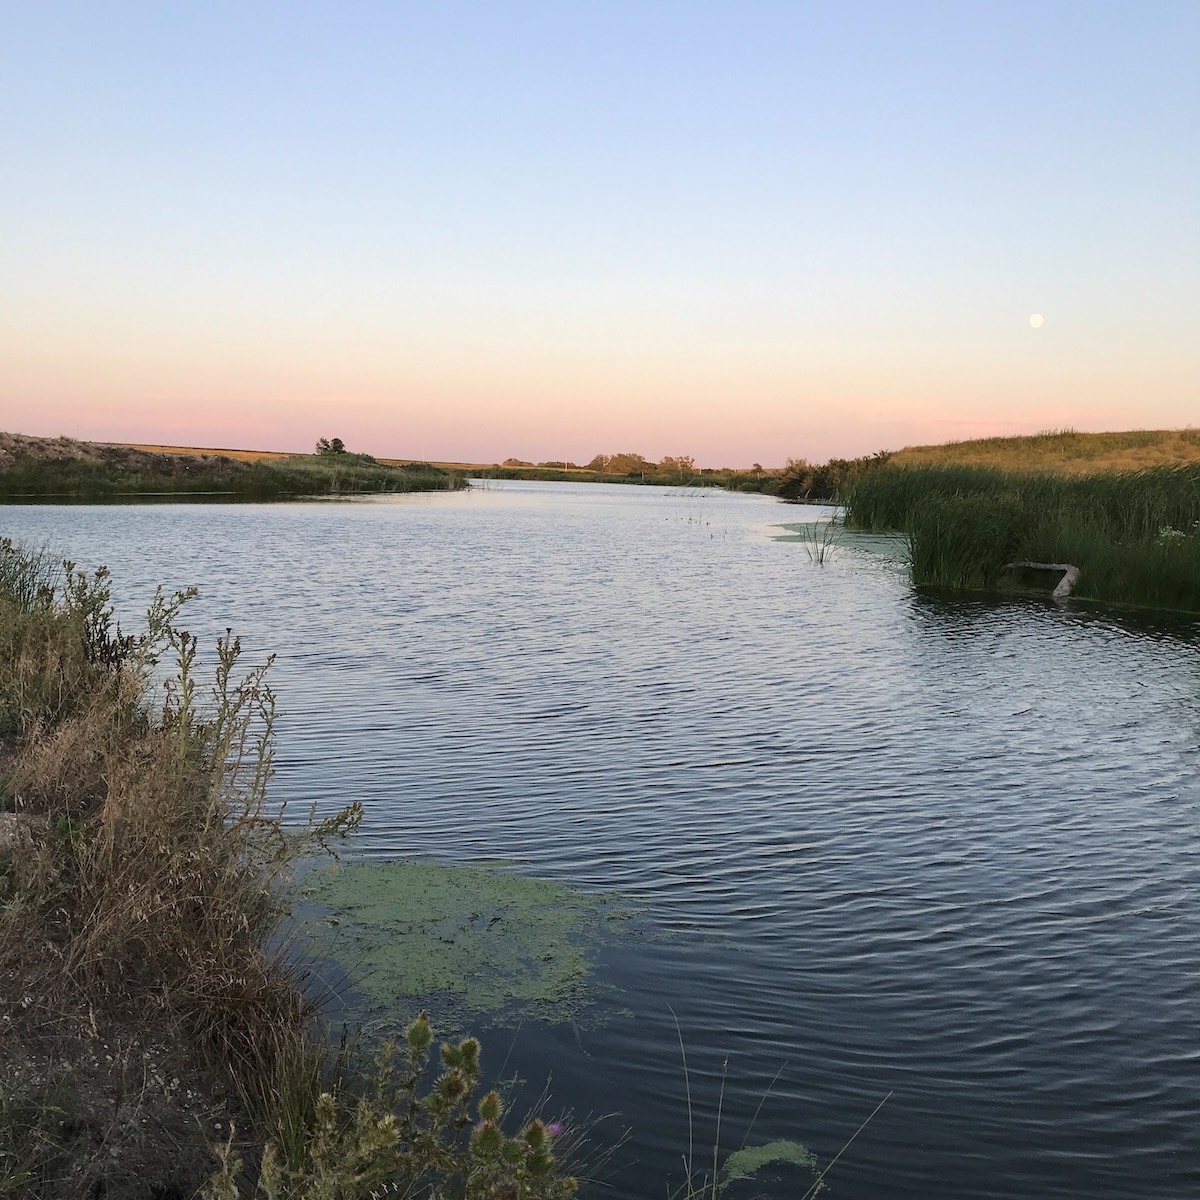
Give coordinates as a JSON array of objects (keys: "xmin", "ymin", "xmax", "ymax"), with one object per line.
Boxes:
[{"xmin": 1029, "ymin": 314, "xmax": 1044, "ymax": 328}]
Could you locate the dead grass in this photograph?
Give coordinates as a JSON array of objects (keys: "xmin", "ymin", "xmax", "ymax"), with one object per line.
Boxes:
[{"xmin": 0, "ymin": 432, "xmax": 248, "ymax": 479}]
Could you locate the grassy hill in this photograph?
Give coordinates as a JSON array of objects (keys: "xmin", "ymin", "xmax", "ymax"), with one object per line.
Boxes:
[{"xmin": 890, "ymin": 428, "xmax": 1200, "ymax": 475}]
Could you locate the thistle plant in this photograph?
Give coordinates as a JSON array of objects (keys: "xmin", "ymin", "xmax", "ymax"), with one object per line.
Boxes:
[{"xmin": 208, "ymin": 1013, "xmax": 577, "ymax": 1200}]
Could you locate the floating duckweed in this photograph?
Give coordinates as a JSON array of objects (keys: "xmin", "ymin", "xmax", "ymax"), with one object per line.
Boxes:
[{"xmin": 306, "ymin": 860, "xmax": 628, "ymax": 1028}]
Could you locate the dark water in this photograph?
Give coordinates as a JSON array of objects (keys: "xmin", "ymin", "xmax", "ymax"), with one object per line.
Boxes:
[{"xmin": 4, "ymin": 481, "xmax": 1199, "ymax": 1199}]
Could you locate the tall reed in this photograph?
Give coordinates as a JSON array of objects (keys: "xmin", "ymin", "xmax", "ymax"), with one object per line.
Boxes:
[{"xmin": 843, "ymin": 464, "xmax": 1200, "ymax": 610}]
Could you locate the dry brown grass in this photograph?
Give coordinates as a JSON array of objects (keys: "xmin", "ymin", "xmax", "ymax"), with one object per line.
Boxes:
[
  {"xmin": 1, "ymin": 582, "xmax": 312, "ymax": 1068},
  {"xmin": 0, "ymin": 548, "xmax": 358, "ymax": 1195},
  {"xmin": 891, "ymin": 428, "xmax": 1200, "ymax": 476}
]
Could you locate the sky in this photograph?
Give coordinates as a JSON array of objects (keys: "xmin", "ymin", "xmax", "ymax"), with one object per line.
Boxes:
[{"xmin": 1, "ymin": 2, "xmax": 1197, "ymax": 466}]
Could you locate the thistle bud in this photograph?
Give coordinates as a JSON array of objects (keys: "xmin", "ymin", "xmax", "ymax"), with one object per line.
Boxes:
[
  {"xmin": 479, "ymin": 1091, "xmax": 502, "ymax": 1122},
  {"xmin": 406, "ymin": 1012, "xmax": 432, "ymax": 1054},
  {"xmin": 471, "ymin": 1120, "xmax": 504, "ymax": 1157}
]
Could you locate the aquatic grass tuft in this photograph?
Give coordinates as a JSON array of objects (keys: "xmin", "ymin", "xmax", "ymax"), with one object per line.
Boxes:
[{"xmin": 791, "ymin": 515, "xmax": 843, "ymax": 565}]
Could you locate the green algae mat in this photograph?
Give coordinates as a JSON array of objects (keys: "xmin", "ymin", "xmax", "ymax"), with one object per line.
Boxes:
[{"xmin": 305, "ymin": 860, "xmax": 630, "ymax": 1030}]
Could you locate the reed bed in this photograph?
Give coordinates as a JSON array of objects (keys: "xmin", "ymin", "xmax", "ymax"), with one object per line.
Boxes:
[{"xmin": 843, "ymin": 464, "xmax": 1200, "ymax": 611}]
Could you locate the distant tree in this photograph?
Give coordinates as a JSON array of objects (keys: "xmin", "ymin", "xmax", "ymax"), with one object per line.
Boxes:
[
  {"xmin": 586, "ymin": 451, "xmax": 655, "ymax": 475},
  {"xmin": 658, "ymin": 455, "xmax": 697, "ymax": 477},
  {"xmin": 315, "ymin": 437, "xmax": 347, "ymax": 456},
  {"xmin": 606, "ymin": 452, "xmax": 650, "ymax": 475}
]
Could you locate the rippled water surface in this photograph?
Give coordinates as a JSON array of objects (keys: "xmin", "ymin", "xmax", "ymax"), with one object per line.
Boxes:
[{"xmin": 5, "ymin": 482, "xmax": 1200, "ymax": 1198}]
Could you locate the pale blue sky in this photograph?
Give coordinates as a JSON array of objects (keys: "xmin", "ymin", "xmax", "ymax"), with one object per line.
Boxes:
[{"xmin": 2, "ymin": 2, "xmax": 1196, "ymax": 463}]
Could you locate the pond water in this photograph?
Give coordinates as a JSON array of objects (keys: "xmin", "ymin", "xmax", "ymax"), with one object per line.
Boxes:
[{"xmin": 4, "ymin": 480, "xmax": 1199, "ymax": 1199}]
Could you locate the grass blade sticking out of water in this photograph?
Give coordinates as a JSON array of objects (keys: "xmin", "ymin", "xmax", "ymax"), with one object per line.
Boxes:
[
  {"xmin": 670, "ymin": 1006, "xmax": 695, "ymax": 1191},
  {"xmin": 668, "ymin": 1014, "xmax": 821, "ymax": 1200},
  {"xmin": 799, "ymin": 1091, "xmax": 892, "ymax": 1200}
]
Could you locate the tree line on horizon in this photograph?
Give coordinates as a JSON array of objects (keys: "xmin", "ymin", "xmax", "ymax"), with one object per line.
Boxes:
[
  {"xmin": 313, "ymin": 434, "xmax": 893, "ymax": 500},
  {"xmin": 488, "ymin": 449, "xmax": 895, "ymax": 499}
]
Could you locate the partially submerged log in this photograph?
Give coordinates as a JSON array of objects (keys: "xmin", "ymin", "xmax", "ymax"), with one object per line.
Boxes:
[{"xmin": 1004, "ymin": 561, "xmax": 1081, "ymax": 599}]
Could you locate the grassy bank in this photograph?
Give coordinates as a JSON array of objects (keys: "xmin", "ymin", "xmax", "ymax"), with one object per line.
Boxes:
[
  {"xmin": 844, "ymin": 463, "xmax": 1200, "ymax": 611},
  {"xmin": 0, "ymin": 540, "xmax": 575, "ymax": 1199},
  {"xmin": 0, "ymin": 433, "xmax": 465, "ymax": 500},
  {"xmin": 889, "ymin": 427, "xmax": 1200, "ymax": 475}
]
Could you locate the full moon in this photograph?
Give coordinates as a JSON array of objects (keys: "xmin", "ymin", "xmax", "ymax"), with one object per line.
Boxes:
[{"xmin": 1029, "ymin": 314, "xmax": 1044, "ymax": 328}]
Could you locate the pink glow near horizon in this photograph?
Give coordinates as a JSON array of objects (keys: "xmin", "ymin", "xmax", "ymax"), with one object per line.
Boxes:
[{"xmin": 3, "ymin": 347, "xmax": 1192, "ymax": 467}]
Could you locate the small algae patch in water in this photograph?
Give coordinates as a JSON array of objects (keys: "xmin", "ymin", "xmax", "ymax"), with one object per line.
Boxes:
[
  {"xmin": 306, "ymin": 860, "xmax": 629, "ymax": 1029},
  {"xmin": 772, "ymin": 522, "xmax": 907, "ymax": 558},
  {"xmin": 721, "ymin": 1140, "xmax": 816, "ymax": 1185}
]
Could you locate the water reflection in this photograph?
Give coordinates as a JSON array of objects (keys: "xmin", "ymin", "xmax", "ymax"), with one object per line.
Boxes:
[{"xmin": 909, "ymin": 588, "xmax": 1200, "ymax": 647}]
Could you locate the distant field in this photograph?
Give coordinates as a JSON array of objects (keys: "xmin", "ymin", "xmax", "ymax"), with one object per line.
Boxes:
[
  {"xmin": 119, "ymin": 442, "xmax": 294, "ymax": 463},
  {"xmin": 891, "ymin": 428, "xmax": 1200, "ymax": 475}
]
